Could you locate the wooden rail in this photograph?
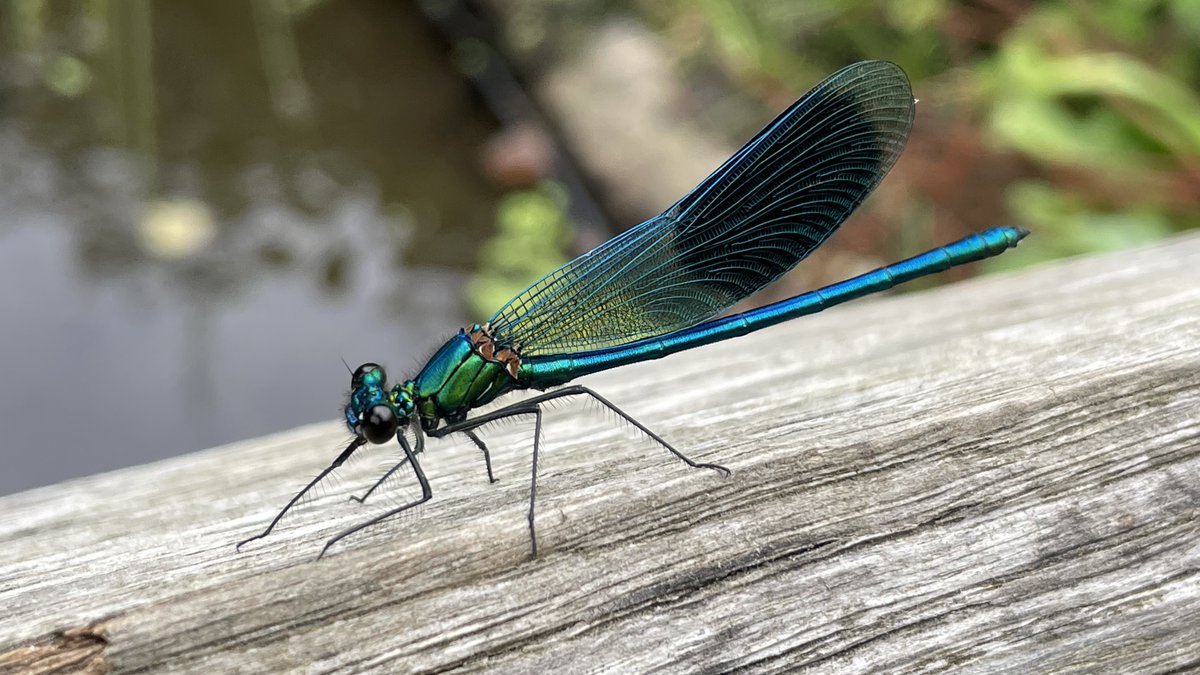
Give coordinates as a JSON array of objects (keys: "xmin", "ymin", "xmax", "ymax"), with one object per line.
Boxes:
[{"xmin": 2, "ymin": 234, "xmax": 1198, "ymax": 673}]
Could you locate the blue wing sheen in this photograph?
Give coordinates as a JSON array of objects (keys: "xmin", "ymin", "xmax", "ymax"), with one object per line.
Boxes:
[{"xmin": 488, "ymin": 60, "xmax": 915, "ymax": 357}]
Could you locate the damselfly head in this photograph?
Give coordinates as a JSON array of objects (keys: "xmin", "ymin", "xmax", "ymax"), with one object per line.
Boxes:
[{"xmin": 344, "ymin": 363, "xmax": 414, "ymax": 444}]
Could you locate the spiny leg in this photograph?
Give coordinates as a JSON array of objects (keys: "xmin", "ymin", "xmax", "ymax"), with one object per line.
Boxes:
[
  {"xmin": 527, "ymin": 407, "xmax": 543, "ymax": 557},
  {"xmin": 318, "ymin": 435, "xmax": 431, "ymax": 559},
  {"xmin": 465, "ymin": 430, "xmax": 498, "ymax": 484},
  {"xmin": 351, "ymin": 429, "xmax": 496, "ymax": 505},
  {"xmin": 431, "ymin": 385, "xmax": 729, "ymax": 556},
  {"xmin": 433, "ymin": 405, "xmax": 544, "ymax": 556},
  {"xmin": 565, "ymin": 385, "xmax": 731, "ymax": 475},
  {"xmin": 349, "ymin": 456, "xmax": 409, "ymax": 504},
  {"xmin": 237, "ymin": 437, "xmax": 366, "ymax": 550},
  {"xmin": 349, "ymin": 431, "xmax": 426, "ymax": 505},
  {"xmin": 445, "ymin": 385, "xmax": 731, "ymax": 476}
]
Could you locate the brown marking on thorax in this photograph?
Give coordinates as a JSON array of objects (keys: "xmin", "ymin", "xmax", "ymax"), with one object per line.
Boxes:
[{"xmin": 468, "ymin": 323, "xmax": 522, "ymax": 379}]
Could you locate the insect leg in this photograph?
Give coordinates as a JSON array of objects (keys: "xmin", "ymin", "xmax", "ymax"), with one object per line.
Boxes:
[
  {"xmin": 435, "ymin": 405, "xmax": 543, "ymax": 555},
  {"xmin": 527, "ymin": 406, "xmax": 543, "ymax": 557},
  {"xmin": 429, "ymin": 384, "xmax": 731, "ymax": 556},
  {"xmin": 237, "ymin": 437, "xmax": 367, "ymax": 550},
  {"xmin": 317, "ymin": 434, "xmax": 431, "ymax": 559},
  {"xmin": 460, "ymin": 386, "xmax": 732, "ymax": 476},
  {"xmin": 464, "ymin": 430, "xmax": 497, "ymax": 483},
  {"xmin": 349, "ymin": 456, "xmax": 410, "ymax": 504}
]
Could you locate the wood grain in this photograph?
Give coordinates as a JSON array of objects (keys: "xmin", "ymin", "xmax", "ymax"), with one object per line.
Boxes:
[{"xmin": 2, "ymin": 234, "xmax": 1198, "ymax": 674}]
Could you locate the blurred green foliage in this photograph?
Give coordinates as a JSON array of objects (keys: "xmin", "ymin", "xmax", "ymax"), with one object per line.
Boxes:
[
  {"xmin": 667, "ymin": 0, "xmax": 1200, "ymax": 265},
  {"xmin": 468, "ymin": 182, "xmax": 570, "ymax": 319},
  {"xmin": 980, "ymin": 2, "xmax": 1200, "ymax": 263}
]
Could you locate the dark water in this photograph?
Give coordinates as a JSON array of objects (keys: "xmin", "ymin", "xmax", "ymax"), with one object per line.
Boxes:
[{"xmin": 0, "ymin": 2, "xmax": 501, "ymax": 494}]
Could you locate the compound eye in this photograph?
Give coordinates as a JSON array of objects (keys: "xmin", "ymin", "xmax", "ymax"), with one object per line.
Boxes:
[
  {"xmin": 352, "ymin": 362, "xmax": 385, "ymax": 387},
  {"xmin": 361, "ymin": 404, "xmax": 398, "ymax": 444}
]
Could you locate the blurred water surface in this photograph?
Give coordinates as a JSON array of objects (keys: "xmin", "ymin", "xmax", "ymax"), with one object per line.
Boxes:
[{"xmin": 0, "ymin": 2, "xmax": 499, "ymax": 494}]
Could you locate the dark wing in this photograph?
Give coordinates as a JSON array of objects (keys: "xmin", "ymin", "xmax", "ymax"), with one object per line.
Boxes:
[{"xmin": 488, "ymin": 60, "xmax": 914, "ymax": 357}]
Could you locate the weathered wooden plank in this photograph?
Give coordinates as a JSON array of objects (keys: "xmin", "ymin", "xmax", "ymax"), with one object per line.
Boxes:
[{"xmin": 2, "ymin": 234, "xmax": 1198, "ymax": 674}]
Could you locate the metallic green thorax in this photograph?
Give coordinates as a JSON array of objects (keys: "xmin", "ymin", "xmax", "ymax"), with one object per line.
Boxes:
[{"xmin": 412, "ymin": 329, "xmax": 519, "ymax": 430}]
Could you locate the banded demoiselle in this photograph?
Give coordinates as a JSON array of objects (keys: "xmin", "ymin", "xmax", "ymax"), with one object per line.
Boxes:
[{"xmin": 238, "ymin": 60, "xmax": 1027, "ymax": 559}]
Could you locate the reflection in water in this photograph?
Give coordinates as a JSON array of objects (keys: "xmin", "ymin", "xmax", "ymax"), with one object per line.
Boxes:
[{"xmin": 0, "ymin": 2, "xmax": 500, "ymax": 494}]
